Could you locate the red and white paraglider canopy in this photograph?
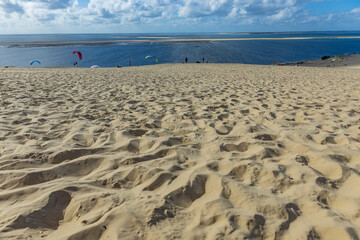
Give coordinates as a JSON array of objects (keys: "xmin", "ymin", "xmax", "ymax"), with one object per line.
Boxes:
[{"xmin": 73, "ymin": 51, "xmax": 82, "ymax": 60}]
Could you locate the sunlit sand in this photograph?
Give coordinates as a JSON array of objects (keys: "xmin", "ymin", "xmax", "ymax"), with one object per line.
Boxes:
[{"xmin": 0, "ymin": 64, "xmax": 359, "ymax": 239}]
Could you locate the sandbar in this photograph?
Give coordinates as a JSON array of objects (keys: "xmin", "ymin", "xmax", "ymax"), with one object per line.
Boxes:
[{"xmin": 1, "ymin": 36, "xmax": 360, "ymax": 47}]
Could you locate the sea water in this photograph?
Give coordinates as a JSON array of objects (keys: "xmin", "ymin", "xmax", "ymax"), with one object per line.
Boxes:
[{"xmin": 0, "ymin": 32, "xmax": 360, "ymax": 68}]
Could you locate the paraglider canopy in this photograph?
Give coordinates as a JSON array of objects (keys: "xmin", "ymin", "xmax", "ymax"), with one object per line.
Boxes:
[
  {"xmin": 30, "ymin": 60, "xmax": 41, "ymax": 65},
  {"xmin": 90, "ymin": 65, "xmax": 100, "ymax": 68},
  {"xmin": 272, "ymin": 62, "xmax": 282, "ymax": 66},
  {"xmin": 73, "ymin": 51, "xmax": 82, "ymax": 60},
  {"xmin": 145, "ymin": 55, "xmax": 158, "ymax": 62}
]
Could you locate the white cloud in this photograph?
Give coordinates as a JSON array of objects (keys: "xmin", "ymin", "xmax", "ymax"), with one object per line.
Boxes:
[
  {"xmin": 268, "ymin": 7, "xmax": 299, "ymax": 22},
  {"xmin": 20, "ymin": 0, "xmax": 76, "ymax": 10},
  {"xmin": 178, "ymin": 0, "xmax": 231, "ymax": 18},
  {"xmin": 351, "ymin": 7, "xmax": 360, "ymax": 14},
  {"xmin": 0, "ymin": 0, "xmax": 359, "ymax": 33},
  {"xmin": 232, "ymin": 0, "xmax": 296, "ymax": 16},
  {"xmin": 82, "ymin": 0, "xmax": 178, "ymax": 24}
]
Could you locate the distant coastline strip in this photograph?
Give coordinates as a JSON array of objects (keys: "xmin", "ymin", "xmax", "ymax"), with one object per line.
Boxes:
[{"xmin": 1, "ymin": 36, "xmax": 360, "ymax": 47}]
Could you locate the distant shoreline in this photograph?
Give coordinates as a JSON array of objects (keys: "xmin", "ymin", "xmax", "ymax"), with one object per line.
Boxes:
[
  {"xmin": 283, "ymin": 52, "xmax": 360, "ymax": 68},
  {"xmin": 1, "ymin": 36, "xmax": 360, "ymax": 47}
]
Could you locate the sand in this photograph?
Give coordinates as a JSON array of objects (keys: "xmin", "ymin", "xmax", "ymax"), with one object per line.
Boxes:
[{"xmin": 0, "ymin": 64, "xmax": 359, "ymax": 239}]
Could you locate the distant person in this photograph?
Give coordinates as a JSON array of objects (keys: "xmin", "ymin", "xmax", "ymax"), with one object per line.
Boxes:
[
  {"xmin": 129, "ymin": 61, "xmax": 131, "ymax": 66},
  {"xmin": 74, "ymin": 61, "xmax": 78, "ymax": 66},
  {"xmin": 202, "ymin": 58, "xmax": 205, "ymax": 63},
  {"xmin": 185, "ymin": 57, "xmax": 188, "ymax": 63}
]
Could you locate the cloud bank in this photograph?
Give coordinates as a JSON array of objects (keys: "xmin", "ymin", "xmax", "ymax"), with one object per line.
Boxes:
[{"xmin": 0, "ymin": 0, "xmax": 359, "ymax": 33}]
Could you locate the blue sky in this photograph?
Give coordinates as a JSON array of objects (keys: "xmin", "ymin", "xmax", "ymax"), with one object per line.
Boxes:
[
  {"xmin": 304, "ymin": 0, "xmax": 359, "ymax": 14},
  {"xmin": 0, "ymin": 0, "xmax": 359, "ymax": 33}
]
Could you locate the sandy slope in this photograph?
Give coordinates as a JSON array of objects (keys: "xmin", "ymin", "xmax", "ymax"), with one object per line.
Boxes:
[{"xmin": 0, "ymin": 64, "xmax": 359, "ymax": 239}]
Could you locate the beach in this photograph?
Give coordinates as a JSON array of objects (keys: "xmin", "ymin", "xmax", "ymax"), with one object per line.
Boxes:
[{"xmin": 0, "ymin": 64, "xmax": 359, "ymax": 239}]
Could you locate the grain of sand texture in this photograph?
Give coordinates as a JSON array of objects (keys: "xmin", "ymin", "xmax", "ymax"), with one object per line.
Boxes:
[{"xmin": 0, "ymin": 64, "xmax": 360, "ymax": 239}]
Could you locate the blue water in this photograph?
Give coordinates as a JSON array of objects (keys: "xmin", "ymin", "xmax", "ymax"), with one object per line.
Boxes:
[{"xmin": 1, "ymin": 32, "xmax": 360, "ymax": 67}]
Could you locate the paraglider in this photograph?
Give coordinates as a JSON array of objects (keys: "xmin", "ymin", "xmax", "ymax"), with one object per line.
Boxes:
[
  {"xmin": 272, "ymin": 62, "xmax": 282, "ymax": 66},
  {"xmin": 73, "ymin": 51, "xmax": 82, "ymax": 60},
  {"xmin": 145, "ymin": 55, "xmax": 158, "ymax": 62},
  {"xmin": 331, "ymin": 57, "xmax": 340, "ymax": 62},
  {"xmin": 90, "ymin": 65, "xmax": 100, "ymax": 68},
  {"xmin": 30, "ymin": 60, "xmax": 41, "ymax": 65}
]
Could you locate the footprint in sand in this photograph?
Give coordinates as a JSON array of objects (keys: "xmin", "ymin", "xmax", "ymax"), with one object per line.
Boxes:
[
  {"xmin": 220, "ymin": 142, "xmax": 249, "ymax": 152},
  {"xmin": 246, "ymin": 214, "xmax": 266, "ymax": 239},
  {"xmin": 147, "ymin": 202, "xmax": 176, "ymax": 226},
  {"xmin": 295, "ymin": 155, "xmax": 309, "ymax": 166},
  {"xmin": 122, "ymin": 148, "xmax": 174, "ymax": 165},
  {"xmin": 8, "ymin": 190, "xmax": 71, "ymax": 230},
  {"xmin": 255, "ymin": 134, "xmax": 277, "ymax": 141},
  {"xmin": 275, "ymin": 203, "xmax": 302, "ymax": 239},
  {"xmin": 126, "ymin": 139, "xmax": 156, "ymax": 154},
  {"xmin": 211, "ymin": 122, "xmax": 233, "ymax": 135},
  {"xmin": 49, "ymin": 148, "xmax": 104, "ymax": 164},
  {"xmin": 165, "ymin": 174, "xmax": 207, "ymax": 208},
  {"xmin": 143, "ymin": 172, "xmax": 173, "ymax": 191},
  {"xmin": 123, "ymin": 129, "xmax": 148, "ymax": 137}
]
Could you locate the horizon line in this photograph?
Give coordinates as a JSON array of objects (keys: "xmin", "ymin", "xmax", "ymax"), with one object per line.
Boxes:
[{"xmin": 1, "ymin": 30, "xmax": 360, "ymax": 35}]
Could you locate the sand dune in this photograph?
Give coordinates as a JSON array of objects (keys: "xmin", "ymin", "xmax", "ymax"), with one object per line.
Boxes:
[{"xmin": 0, "ymin": 64, "xmax": 359, "ymax": 239}]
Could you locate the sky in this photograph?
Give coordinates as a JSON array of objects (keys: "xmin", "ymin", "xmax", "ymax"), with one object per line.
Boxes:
[{"xmin": 0, "ymin": 0, "xmax": 359, "ymax": 34}]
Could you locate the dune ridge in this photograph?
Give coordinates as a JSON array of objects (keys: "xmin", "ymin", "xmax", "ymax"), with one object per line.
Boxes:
[{"xmin": 0, "ymin": 64, "xmax": 359, "ymax": 239}]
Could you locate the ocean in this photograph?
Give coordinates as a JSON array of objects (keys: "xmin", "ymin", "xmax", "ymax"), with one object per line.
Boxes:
[{"xmin": 1, "ymin": 32, "xmax": 360, "ymax": 68}]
